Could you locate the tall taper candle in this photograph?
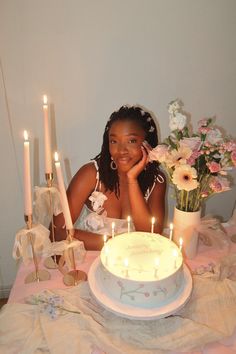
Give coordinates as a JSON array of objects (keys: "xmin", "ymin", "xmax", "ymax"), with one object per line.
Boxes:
[
  {"xmin": 54, "ymin": 152, "xmax": 73, "ymax": 230},
  {"xmin": 43, "ymin": 95, "xmax": 52, "ymax": 174},
  {"xmin": 23, "ymin": 130, "xmax": 32, "ymax": 216}
]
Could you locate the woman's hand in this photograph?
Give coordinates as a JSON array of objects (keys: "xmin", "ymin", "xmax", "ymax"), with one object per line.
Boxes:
[{"xmin": 126, "ymin": 142, "xmax": 152, "ymax": 181}]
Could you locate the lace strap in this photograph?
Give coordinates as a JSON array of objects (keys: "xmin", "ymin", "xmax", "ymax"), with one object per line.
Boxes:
[
  {"xmin": 92, "ymin": 160, "xmax": 100, "ymax": 191},
  {"xmin": 145, "ymin": 173, "xmax": 165, "ymax": 201}
]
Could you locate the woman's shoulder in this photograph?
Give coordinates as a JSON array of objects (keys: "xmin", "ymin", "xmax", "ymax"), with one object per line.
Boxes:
[{"xmin": 69, "ymin": 162, "xmax": 97, "ymax": 189}]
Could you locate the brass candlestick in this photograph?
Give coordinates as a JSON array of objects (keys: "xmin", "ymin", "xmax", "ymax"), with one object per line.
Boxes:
[
  {"xmin": 24, "ymin": 215, "xmax": 51, "ymax": 283},
  {"xmin": 63, "ymin": 229, "xmax": 87, "ymax": 286},
  {"xmin": 43, "ymin": 172, "xmax": 58, "ymax": 269}
]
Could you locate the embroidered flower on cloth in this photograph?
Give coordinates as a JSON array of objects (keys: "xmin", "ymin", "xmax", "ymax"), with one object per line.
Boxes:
[
  {"xmin": 26, "ymin": 292, "xmax": 80, "ymax": 319},
  {"xmin": 89, "ymin": 191, "xmax": 107, "ymax": 213}
]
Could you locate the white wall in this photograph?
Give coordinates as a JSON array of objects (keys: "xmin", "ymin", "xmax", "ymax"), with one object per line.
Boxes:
[{"xmin": 0, "ymin": 0, "xmax": 235, "ymax": 296}]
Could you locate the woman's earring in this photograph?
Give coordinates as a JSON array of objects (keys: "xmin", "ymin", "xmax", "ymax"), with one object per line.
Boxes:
[{"xmin": 110, "ymin": 158, "xmax": 117, "ymax": 170}]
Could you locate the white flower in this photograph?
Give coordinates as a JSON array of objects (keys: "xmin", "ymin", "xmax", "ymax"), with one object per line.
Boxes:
[
  {"xmin": 169, "ymin": 112, "xmax": 187, "ymax": 131},
  {"xmin": 168, "ymin": 99, "xmax": 181, "ymax": 115},
  {"xmin": 206, "ymin": 128, "xmax": 223, "ymax": 145},
  {"xmin": 85, "ymin": 212, "xmax": 106, "ymax": 231},
  {"xmin": 89, "ymin": 191, "xmax": 107, "ymax": 212}
]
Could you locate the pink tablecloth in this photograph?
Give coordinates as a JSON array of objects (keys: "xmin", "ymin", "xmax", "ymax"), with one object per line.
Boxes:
[{"xmin": 8, "ymin": 242, "xmax": 236, "ymax": 354}]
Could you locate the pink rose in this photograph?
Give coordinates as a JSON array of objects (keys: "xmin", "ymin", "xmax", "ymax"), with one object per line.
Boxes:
[
  {"xmin": 207, "ymin": 161, "xmax": 221, "ymax": 173},
  {"xmin": 180, "ymin": 137, "xmax": 202, "ymax": 151},
  {"xmin": 206, "ymin": 128, "xmax": 223, "ymax": 145},
  {"xmin": 198, "ymin": 118, "xmax": 209, "ymax": 127},
  {"xmin": 231, "ymin": 150, "xmax": 236, "ymax": 166},
  {"xmin": 209, "ymin": 176, "xmax": 230, "ymax": 193},
  {"xmin": 149, "ymin": 145, "xmax": 169, "ymax": 163}
]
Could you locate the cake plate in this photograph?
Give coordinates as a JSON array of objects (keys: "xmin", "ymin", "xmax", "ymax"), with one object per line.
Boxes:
[{"xmin": 88, "ymin": 257, "xmax": 193, "ymax": 320}]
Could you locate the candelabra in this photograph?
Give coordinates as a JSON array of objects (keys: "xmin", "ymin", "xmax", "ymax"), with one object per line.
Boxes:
[
  {"xmin": 24, "ymin": 215, "xmax": 51, "ymax": 283},
  {"xmin": 62, "ymin": 228, "xmax": 87, "ymax": 286}
]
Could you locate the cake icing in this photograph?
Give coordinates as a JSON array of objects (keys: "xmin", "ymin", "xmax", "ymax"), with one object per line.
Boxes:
[{"xmin": 99, "ymin": 232, "xmax": 184, "ymax": 308}]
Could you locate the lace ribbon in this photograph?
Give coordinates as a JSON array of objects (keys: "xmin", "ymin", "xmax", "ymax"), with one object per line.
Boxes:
[
  {"xmin": 195, "ymin": 215, "xmax": 230, "ymax": 248},
  {"xmin": 34, "ymin": 186, "xmax": 62, "ymax": 227},
  {"xmin": 43, "ymin": 239, "xmax": 86, "ymax": 271},
  {"xmin": 13, "ymin": 224, "xmax": 51, "ymax": 264}
]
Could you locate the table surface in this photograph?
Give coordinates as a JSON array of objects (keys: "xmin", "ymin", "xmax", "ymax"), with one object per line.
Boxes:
[{"xmin": 8, "ymin": 238, "xmax": 236, "ymax": 354}]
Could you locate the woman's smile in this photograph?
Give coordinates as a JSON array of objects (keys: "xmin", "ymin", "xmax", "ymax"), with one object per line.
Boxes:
[{"xmin": 108, "ymin": 120, "xmax": 145, "ymax": 172}]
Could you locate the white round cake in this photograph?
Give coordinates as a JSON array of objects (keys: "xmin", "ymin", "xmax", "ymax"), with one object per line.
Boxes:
[{"xmin": 99, "ymin": 232, "xmax": 184, "ymax": 308}]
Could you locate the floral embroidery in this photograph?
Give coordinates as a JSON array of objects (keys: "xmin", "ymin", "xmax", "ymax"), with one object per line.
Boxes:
[
  {"xmin": 117, "ymin": 281, "xmax": 151, "ymax": 300},
  {"xmin": 89, "ymin": 191, "xmax": 107, "ymax": 213},
  {"xmin": 27, "ymin": 292, "xmax": 80, "ymax": 319}
]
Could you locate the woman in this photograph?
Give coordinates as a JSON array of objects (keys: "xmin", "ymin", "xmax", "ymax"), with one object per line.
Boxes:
[{"xmin": 53, "ymin": 105, "xmax": 166, "ymax": 250}]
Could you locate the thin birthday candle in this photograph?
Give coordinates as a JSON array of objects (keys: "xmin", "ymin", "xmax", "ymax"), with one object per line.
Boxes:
[
  {"xmin": 169, "ymin": 223, "xmax": 173, "ymax": 241},
  {"xmin": 173, "ymin": 249, "xmax": 178, "ymax": 268},
  {"xmin": 23, "ymin": 130, "xmax": 32, "ymax": 216},
  {"xmin": 43, "ymin": 95, "xmax": 52, "ymax": 175},
  {"xmin": 154, "ymin": 257, "xmax": 159, "ymax": 278},
  {"xmin": 179, "ymin": 237, "xmax": 183, "ymax": 252},
  {"xmin": 151, "ymin": 217, "xmax": 155, "ymax": 233},
  {"xmin": 127, "ymin": 215, "xmax": 131, "ymax": 233},
  {"xmin": 111, "ymin": 221, "xmax": 115, "ymax": 238}
]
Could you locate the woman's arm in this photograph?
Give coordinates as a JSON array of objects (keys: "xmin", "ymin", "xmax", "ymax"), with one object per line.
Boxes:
[
  {"xmin": 52, "ymin": 163, "xmax": 104, "ymax": 250},
  {"xmin": 127, "ymin": 175, "xmax": 166, "ymax": 233},
  {"xmin": 127, "ymin": 147, "xmax": 166, "ymax": 233}
]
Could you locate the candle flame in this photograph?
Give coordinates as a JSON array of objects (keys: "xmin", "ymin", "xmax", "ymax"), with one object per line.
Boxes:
[
  {"xmin": 127, "ymin": 215, "xmax": 131, "ymax": 222},
  {"xmin": 173, "ymin": 249, "xmax": 178, "ymax": 257},
  {"xmin": 111, "ymin": 221, "xmax": 115, "ymax": 229},
  {"xmin": 170, "ymin": 222, "xmax": 173, "ymax": 230},
  {"xmin": 151, "ymin": 217, "xmax": 155, "ymax": 224},
  {"xmin": 54, "ymin": 151, "xmax": 59, "ymax": 162},
  {"xmin": 179, "ymin": 237, "xmax": 183, "ymax": 246},
  {"xmin": 43, "ymin": 95, "xmax": 48, "ymax": 105},
  {"xmin": 124, "ymin": 258, "xmax": 129, "ymax": 267},
  {"xmin": 103, "ymin": 234, "xmax": 107, "ymax": 243},
  {"xmin": 155, "ymin": 257, "xmax": 160, "ymax": 267},
  {"xmin": 24, "ymin": 130, "xmax": 28, "ymax": 141}
]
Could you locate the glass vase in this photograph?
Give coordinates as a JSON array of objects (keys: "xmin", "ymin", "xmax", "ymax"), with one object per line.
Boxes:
[{"xmin": 173, "ymin": 207, "xmax": 201, "ymax": 259}]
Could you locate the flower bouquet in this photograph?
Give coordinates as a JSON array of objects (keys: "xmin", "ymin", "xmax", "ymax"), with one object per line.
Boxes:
[{"xmin": 150, "ymin": 99, "xmax": 236, "ymax": 212}]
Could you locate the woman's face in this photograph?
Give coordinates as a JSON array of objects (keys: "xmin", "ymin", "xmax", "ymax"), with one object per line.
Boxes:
[{"xmin": 108, "ymin": 120, "xmax": 146, "ymax": 173}]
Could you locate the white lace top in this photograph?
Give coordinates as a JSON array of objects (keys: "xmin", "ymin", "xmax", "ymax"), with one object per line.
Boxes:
[{"xmin": 74, "ymin": 160, "xmax": 163, "ymax": 235}]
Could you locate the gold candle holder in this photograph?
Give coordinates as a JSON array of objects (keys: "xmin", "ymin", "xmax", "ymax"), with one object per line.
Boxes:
[
  {"xmin": 63, "ymin": 229, "xmax": 87, "ymax": 286},
  {"xmin": 45, "ymin": 173, "xmax": 53, "ymax": 188},
  {"xmin": 43, "ymin": 172, "xmax": 59, "ymax": 269},
  {"xmin": 24, "ymin": 214, "xmax": 51, "ymax": 283}
]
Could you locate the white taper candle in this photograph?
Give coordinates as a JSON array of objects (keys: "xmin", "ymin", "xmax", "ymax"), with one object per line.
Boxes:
[
  {"xmin": 23, "ymin": 130, "xmax": 32, "ymax": 216},
  {"xmin": 54, "ymin": 152, "xmax": 73, "ymax": 230},
  {"xmin": 43, "ymin": 95, "xmax": 52, "ymax": 174}
]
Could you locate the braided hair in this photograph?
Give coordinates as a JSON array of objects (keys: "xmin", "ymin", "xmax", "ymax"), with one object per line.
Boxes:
[{"xmin": 94, "ymin": 105, "xmax": 161, "ymax": 197}]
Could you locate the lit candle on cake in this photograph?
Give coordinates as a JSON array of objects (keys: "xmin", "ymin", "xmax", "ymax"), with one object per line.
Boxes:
[
  {"xmin": 154, "ymin": 257, "xmax": 159, "ymax": 278},
  {"xmin": 151, "ymin": 217, "xmax": 155, "ymax": 233},
  {"xmin": 103, "ymin": 234, "xmax": 107, "ymax": 244},
  {"xmin": 179, "ymin": 237, "xmax": 183, "ymax": 252},
  {"xmin": 54, "ymin": 152, "xmax": 73, "ymax": 230},
  {"xmin": 104, "ymin": 243, "xmax": 109, "ymax": 266},
  {"xmin": 173, "ymin": 249, "xmax": 178, "ymax": 268},
  {"xmin": 23, "ymin": 130, "xmax": 32, "ymax": 216},
  {"xmin": 127, "ymin": 215, "xmax": 131, "ymax": 233},
  {"xmin": 124, "ymin": 258, "xmax": 129, "ymax": 277},
  {"xmin": 111, "ymin": 221, "xmax": 115, "ymax": 238},
  {"xmin": 43, "ymin": 95, "xmax": 52, "ymax": 175},
  {"xmin": 169, "ymin": 223, "xmax": 173, "ymax": 241}
]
